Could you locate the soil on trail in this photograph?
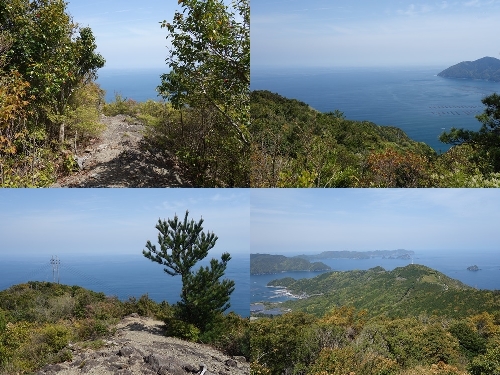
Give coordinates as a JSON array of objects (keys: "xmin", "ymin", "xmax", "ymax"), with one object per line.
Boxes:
[
  {"xmin": 53, "ymin": 115, "xmax": 191, "ymax": 187},
  {"xmin": 36, "ymin": 314, "xmax": 250, "ymax": 375}
]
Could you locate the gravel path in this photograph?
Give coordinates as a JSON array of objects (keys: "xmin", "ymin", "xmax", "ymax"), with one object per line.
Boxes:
[
  {"xmin": 36, "ymin": 314, "xmax": 249, "ymax": 375},
  {"xmin": 53, "ymin": 115, "xmax": 191, "ymax": 187}
]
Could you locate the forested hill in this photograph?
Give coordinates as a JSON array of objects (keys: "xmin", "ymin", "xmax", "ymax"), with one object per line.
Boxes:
[
  {"xmin": 250, "ymin": 253, "xmax": 331, "ymax": 275},
  {"xmin": 250, "ymin": 90, "xmax": 500, "ymax": 187},
  {"xmin": 438, "ymin": 56, "xmax": 500, "ymax": 82},
  {"xmin": 250, "ymin": 90, "xmax": 436, "ymax": 187},
  {"xmin": 271, "ymin": 264, "xmax": 500, "ymax": 319}
]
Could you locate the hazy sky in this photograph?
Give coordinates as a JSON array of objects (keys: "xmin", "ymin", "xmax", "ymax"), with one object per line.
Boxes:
[
  {"xmin": 252, "ymin": 0, "xmax": 500, "ymax": 68},
  {"xmin": 66, "ymin": 0, "xmax": 177, "ymax": 69},
  {"xmin": 0, "ymin": 189, "xmax": 250, "ymax": 257},
  {"xmin": 251, "ymin": 189, "xmax": 500, "ymax": 254}
]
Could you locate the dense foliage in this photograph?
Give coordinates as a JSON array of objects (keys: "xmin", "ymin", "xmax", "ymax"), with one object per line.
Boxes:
[
  {"xmin": 250, "ymin": 90, "xmax": 500, "ymax": 187},
  {"xmin": 250, "ymin": 253, "xmax": 331, "ymax": 275},
  {"xmin": 0, "ymin": 0, "xmax": 105, "ymax": 186},
  {"xmin": 251, "ymin": 266, "xmax": 500, "ymax": 375},
  {"xmin": 155, "ymin": 0, "xmax": 250, "ymax": 186},
  {"xmin": 266, "ymin": 265, "xmax": 500, "ymax": 320},
  {"xmin": 440, "ymin": 93, "xmax": 500, "ymax": 173}
]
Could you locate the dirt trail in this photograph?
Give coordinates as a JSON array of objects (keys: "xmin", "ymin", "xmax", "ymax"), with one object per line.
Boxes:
[
  {"xmin": 53, "ymin": 115, "xmax": 191, "ymax": 187},
  {"xmin": 36, "ymin": 314, "xmax": 249, "ymax": 375}
]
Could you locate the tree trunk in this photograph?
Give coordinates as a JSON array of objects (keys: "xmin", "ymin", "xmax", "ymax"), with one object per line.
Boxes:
[{"xmin": 59, "ymin": 122, "xmax": 65, "ymax": 144}]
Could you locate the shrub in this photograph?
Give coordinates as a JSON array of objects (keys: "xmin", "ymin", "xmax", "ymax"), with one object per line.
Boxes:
[
  {"xmin": 163, "ymin": 316, "xmax": 200, "ymax": 342},
  {"xmin": 103, "ymin": 94, "xmax": 139, "ymax": 116},
  {"xmin": 74, "ymin": 318, "xmax": 110, "ymax": 340},
  {"xmin": 199, "ymin": 312, "xmax": 250, "ymax": 359}
]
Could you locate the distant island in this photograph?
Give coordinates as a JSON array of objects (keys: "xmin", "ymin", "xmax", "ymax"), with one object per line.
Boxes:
[
  {"xmin": 297, "ymin": 249, "xmax": 415, "ymax": 261},
  {"xmin": 437, "ymin": 56, "xmax": 500, "ymax": 82},
  {"xmin": 250, "ymin": 253, "xmax": 331, "ymax": 275},
  {"xmin": 467, "ymin": 265, "xmax": 481, "ymax": 271}
]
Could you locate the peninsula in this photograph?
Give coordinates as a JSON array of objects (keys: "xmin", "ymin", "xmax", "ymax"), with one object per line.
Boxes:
[
  {"xmin": 437, "ymin": 56, "xmax": 500, "ymax": 82},
  {"xmin": 250, "ymin": 253, "xmax": 331, "ymax": 275}
]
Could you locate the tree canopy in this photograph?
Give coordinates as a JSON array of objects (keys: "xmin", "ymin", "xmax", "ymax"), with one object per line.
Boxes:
[
  {"xmin": 0, "ymin": 0, "xmax": 105, "ymax": 185},
  {"xmin": 440, "ymin": 93, "xmax": 500, "ymax": 172},
  {"xmin": 142, "ymin": 211, "xmax": 235, "ymax": 332}
]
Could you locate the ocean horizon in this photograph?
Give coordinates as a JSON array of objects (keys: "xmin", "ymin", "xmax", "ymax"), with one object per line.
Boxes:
[
  {"xmin": 251, "ymin": 66, "xmax": 500, "ymax": 152},
  {"xmin": 0, "ymin": 252, "xmax": 249, "ymax": 317},
  {"xmin": 97, "ymin": 68, "xmax": 167, "ymax": 103}
]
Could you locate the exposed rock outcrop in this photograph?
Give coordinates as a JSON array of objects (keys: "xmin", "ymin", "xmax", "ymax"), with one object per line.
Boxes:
[{"xmin": 36, "ymin": 314, "xmax": 249, "ymax": 375}]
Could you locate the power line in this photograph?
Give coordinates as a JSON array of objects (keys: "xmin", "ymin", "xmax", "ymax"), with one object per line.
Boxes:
[{"xmin": 1, "ymin": 256, "xmax": 122, "ymax": 299}]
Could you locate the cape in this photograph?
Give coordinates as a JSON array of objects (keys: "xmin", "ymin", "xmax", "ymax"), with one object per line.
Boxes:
[{"xmin": 437, "ymin": 56, "xmax": 500, "ymax": 82}]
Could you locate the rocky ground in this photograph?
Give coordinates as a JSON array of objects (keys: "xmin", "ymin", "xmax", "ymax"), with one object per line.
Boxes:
[
  {"xmin": 36, "ymin": 314, "xmax": 249, "ymax": 375},
  {"xmin": 53, "ymin": 115, "xmax": 191, "ymax": 188}
]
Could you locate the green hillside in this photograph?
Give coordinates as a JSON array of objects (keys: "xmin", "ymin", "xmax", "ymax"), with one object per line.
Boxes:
[
  {"xmin": 0, "ymin": 282, "xmax": 248, "ymax": 374},
  {"xmin": 250, "ymin": 90, "xmax": 500, "ymax": 187},
  {"xmin": 252, "ymin": 265, "xmax": 500, "ymax": 375},
  {"xmin": 438, "ymin": 57, "xmax": 500, "ymax": 82},
  {"xmin": 250, "ymin": 253, "xmax": 331, "ymax": 275},
  {"xmin": 269, "ymin": 264, "xmax": 500, "ymax": 319}
]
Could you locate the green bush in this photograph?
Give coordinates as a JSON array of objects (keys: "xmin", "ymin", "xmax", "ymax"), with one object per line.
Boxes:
[
  {"xmin": 468, "ymin": 346, "xmax": 500, "ymax": 375},
  {"xmin": 40, "ymin": 324, "xmax": 71, "ymax": 353},
  {"xmin": 199, "ymin": 312, "xmax": 250, "ymax": 359},
  {"xmin": 75, "ymin": 318, "xmax": 110, "ymax": 340},
  {"xmin": 103, "ymin": 94, "xmax": 139, "ymax": 116},
  {"xmin": 164, "ymin": 316, "xmax": 200, "ymax": 342}
]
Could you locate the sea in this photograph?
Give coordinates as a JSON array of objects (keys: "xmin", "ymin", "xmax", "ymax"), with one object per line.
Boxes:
[
  {"xmin": 0, "ymin": 252, "xmax": 249, "ymax": 318},
  {"xmin": 251, "ymin": 66, "xmax": 500, "ymax": 152},
  {"xmin": 250, "ymin": 250, "xmax": 500, "ymax": 306},
  {"xmin": 96, "ymin": 66, "xmax": 500, "ymax": 151},
  {"xmin": 97, "ymin": 68, "xmax": 167, "ymax": 103}
]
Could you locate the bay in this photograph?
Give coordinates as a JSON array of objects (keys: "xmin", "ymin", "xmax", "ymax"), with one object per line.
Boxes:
[
  {"xmin": 250, "ymin": 250, "xmax": 500, "ymax": 304},
  {"xmin": 250, "ymin": 66, "xmax": 500, "ymax": 152},
  {"xmin": 0, "ymin": 253, "xmax": 249, "ymax": 317}
]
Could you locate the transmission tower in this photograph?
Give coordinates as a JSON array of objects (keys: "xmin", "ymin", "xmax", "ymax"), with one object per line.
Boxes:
[{"xmin": 50, "ymin": 255, "xmax": 60, "ymax": 284}]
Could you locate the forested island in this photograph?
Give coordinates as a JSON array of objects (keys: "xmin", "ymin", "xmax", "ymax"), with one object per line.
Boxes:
[
  {"xmin": 438, "ymin": 56, "xmax": 500, "ymax": 82},
  {"xmin": 297, "ymin": 249, "xmax": 414, "ymax": 260},
  {"xmin": 251, "ymin": 264, "xmax": 500, "ymax": 374},
  {"xmin": 250, "ymin": 253, "xmax": 331, "ymax": 275}
]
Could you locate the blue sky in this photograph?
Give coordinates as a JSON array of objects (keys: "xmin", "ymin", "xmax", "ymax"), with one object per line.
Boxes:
[
  {"xmin": 66, "ymin": 0, "xmax": 177, "ymax": 69},
  {"xmin": 0, "ymin": 189, "xmax": 250, "ymax": 257},
  {"xmin": 252, "ymin": 0, "xmax": 500, "ymax": 68},
  {"xmin": 251, "ymin": 189, "xmax": 500, "ymax": 254}
]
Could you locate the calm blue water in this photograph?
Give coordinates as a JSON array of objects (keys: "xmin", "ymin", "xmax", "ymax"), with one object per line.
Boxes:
[
  {"xmin": 97, "ymin": 68, "xmax": 167, "ymax": 103},
  {"xmin": 0, "ymin": 253, "xmax": 249, "ymax": 317},
  {"xmin": 250, "ymin": 250, "xmax": 500, "ymax": 304},
  {"xmin": 251, "ymin": 66, "xmax": 500, "ymax": 152}
]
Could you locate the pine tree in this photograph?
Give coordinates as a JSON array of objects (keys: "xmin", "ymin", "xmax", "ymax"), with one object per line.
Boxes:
[{"xmin": 142, "ymin": 210, "xmax": 235, "ymax": 331}]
